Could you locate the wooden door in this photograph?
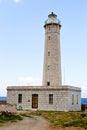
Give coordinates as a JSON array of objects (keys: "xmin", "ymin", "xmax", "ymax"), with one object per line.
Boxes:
[{"xmin": 32, "ymin": 94, "xmax": 38, "ymax": 108}]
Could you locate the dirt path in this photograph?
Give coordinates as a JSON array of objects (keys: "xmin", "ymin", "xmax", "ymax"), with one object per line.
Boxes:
[
  {"xmin": 0, "ymin": 116, "xmax": 50, "ymax": 130},
  {"xmin": 0, "ymin": 116, "xmax": 84, "ymax": 130}
]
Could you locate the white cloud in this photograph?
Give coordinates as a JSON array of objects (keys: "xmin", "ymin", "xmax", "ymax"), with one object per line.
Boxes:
[
  {"xmin": 0, "ymin": 0, "xmax": 22, "ymax": 4},
  {"xmin": 17, "ymin": 76, "xmax": 41, "ymax": 85},
  {"xmin": 13, "ymin": 0, "xmax": 22, "ymax": 3},
  {"xmin": 0, "ymin": 80, "xmax": 8, "ymax": 96},
  {"xmin": 81, "ymin": 86, "xmax": 87, "ymax": 98}
]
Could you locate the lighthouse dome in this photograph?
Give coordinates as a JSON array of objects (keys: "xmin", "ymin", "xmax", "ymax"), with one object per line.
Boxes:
[{"xmin": 45, "ymin": 12, "xmax": 61, "ymax": 25}]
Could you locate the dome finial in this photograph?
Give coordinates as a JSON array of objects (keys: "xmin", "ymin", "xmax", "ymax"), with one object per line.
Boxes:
[{"xmin": 48, "ymin": 12, "xmax": 57, "ymax": 18}]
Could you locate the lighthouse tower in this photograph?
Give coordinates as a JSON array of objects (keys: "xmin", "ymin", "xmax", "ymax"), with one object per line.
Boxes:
[{"xmin": 43, "ymin": 12, "xmax": 62, "ymax": 87}]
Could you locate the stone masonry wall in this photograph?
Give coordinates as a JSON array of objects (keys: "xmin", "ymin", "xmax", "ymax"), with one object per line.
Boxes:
[
  {"xmin": 7, "ymin": 89, "xmax": 68, "ymax": 111},
  {"xmin": 43, "ymin": 24, "xmax": 61, "ymax": 87},
  {"xmin": 7, "ymin": 85, "xmax": 81, "ymax": 111},
  {"xmin": 68, "ymin": 90, "xmax": 81, "ymax": 111}
]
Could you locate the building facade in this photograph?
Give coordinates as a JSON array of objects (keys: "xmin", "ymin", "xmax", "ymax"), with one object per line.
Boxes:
[
  {"xmin": 7, "ymin": 86, "xmax": 81, "ymax": 111},
  {"xmin": 7, "ymin": 12, "xmax": 81, "ymax": 111}
]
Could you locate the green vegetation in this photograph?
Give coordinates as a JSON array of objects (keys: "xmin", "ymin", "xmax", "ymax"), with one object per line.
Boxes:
[
  {"xmin": 22, "ymin": 111, "xmax": 87, "ymax": 129},
  {"xmin": 0, "ymin": 111, "xmax": 23, "ymax": 124},
  {"xmin": 1, "ymin": 111, "xmax": 87, "ymax": 129}
]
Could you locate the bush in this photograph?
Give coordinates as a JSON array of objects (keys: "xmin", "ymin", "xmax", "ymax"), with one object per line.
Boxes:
[{"xmin": 0, "ymin": 111, "xmax": 23, "ymax": 124}]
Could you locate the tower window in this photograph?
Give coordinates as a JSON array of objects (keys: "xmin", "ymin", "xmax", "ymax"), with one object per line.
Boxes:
[
  {"xmin": 48, "ymin": 65, "xmax": 50, "ymax": 70},
  {"xmin": 48, "ymin": 36, "xmax": 50, "ymax": 40},
  {"xmin": 18, "ymin": 94, "xmax": 22, "ymax": 103},
  {"xmin": 47, "ymin": 82, "xmax": 50, "ymax": 86},
  {"xmin": 49, "ymin": 27, "xmax": 50, "ymax": 30},
  {"xmin": 48, "ymin": 51, "xmax": 50, "ymax": 56},
  {"xmin": 49, "ymin": 94, "xmax": 53, "ymax": 104}
]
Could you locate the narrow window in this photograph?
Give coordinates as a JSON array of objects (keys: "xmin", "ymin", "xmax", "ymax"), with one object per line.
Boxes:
[
  {"xmin": 48, "ymin": 65, "xmax": 50, "ymax": 70},
  {"xmin": 48, "ymin": 36, "xmax": 50, "ymax": 40},
  {"xmin": 49, "ymin": 27, "xmax": 50, "ymax": 30},
  {"xmin": 47, "ymin": 82, "xmax": 50, "ymax": 86},
  {"xmin": 18, "ymin": 94, "xmax": 22, "ymax": 103},
  {"xmin": 49, "ymin": 94, "xmax": 53, "ymax": 104},
  {"xmin": 76, "ymin": 95, "xmax": 78, "ymax": 104},
  {"xmin": 72, "ymin": 95, "xmax": 74, "ymax": 105},
  {"xmin": 48, "ymin": 51, "xmax": 50, "ymax": 56}
]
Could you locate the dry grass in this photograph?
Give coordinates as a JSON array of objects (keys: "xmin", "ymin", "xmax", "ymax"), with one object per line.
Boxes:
[{"xmin": 20, "ymin": 111, "xmax": 87, "ymax": 130}]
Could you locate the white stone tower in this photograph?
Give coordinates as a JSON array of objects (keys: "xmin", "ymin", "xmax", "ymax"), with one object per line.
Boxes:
[{"xmin": 43, "ymin": 12, "xmax": 62, "ymax": 87}]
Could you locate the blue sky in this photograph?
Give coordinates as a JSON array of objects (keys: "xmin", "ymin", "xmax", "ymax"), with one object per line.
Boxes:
[{"xmin": 0, "ymin": 0, "xmax": 87, "ymax": 97}]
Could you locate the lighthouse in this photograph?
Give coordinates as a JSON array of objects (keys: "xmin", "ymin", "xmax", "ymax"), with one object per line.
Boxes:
[
  {"xmin": 43, "ymin": 12, "xmax": 62, "ymax": 87},
  {"xmin": 7, "ymin": 12, "xmax": 81, "ymax": 112}
]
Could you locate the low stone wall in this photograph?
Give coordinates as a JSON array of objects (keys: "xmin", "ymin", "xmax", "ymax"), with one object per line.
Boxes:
[
  {"xmin": 0, "ymin": 104, "xmax": 17, "ymax": 113},
  {"xmin": 0, "ymin": 101, "xmax": 6, "ymax": 105}
]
